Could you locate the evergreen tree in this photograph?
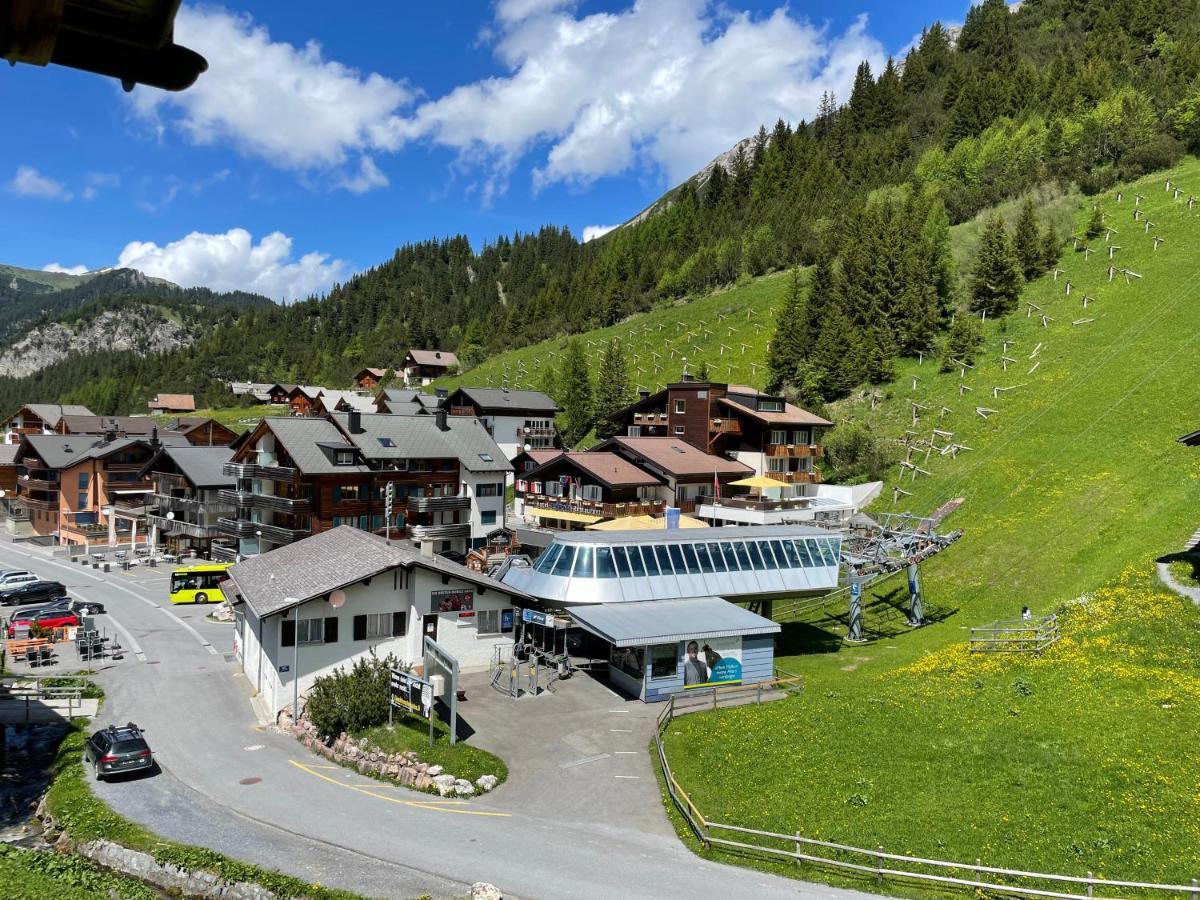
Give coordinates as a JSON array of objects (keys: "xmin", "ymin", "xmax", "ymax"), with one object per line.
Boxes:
[
  {"xmin": 694, "ymin": 360, "xmax": 712, "ymax": 381},
  {"xmin": 556, "ymin": 339, "xmax": 594, "ymax": 448},
  {"xmin": 940, "ymin": 314, "xmax": 983, "ymax": 372},
  {"xmin": 592, "ymin": 339, "xmax": 633, "ymax": 440},
  {"xmin": 766, "ymin": 267, "xmax": 806, "ymax": 392},
  {"xmin": 1012, "ymin": 197, "xmax": 1044, "ymax": 280},
  {"xmin": 1085, "ymin": 204, "xmax": 1105, "ymax": 239},
  {"xmin": 1040, "ymin": 224, "xmax": 1063, "ymax": 270},
  {"xmin": 970, "ymin": 214, "xmax": 1023, "ymax": 316}
]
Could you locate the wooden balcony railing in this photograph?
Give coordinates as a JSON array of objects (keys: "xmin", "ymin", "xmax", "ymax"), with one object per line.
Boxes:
[
  {"xmin": 764, "ymin": 444, "xmax": 823, "ymax": 458},
  {"xmin": 773, "ymin": 470, "xmax": 822, "ymax": 485},
  {"xmin": 710, "ymin": 418, "xmax": 742, "ymax": 435},
  {"xmin": 523, "ymin": 495, "xmax": 665, "ymax": 520}
]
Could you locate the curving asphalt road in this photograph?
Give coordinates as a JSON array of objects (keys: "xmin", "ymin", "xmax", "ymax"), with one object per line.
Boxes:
[{"xmin": 1, "ymin": 539, "xmax": 875, "ymax": 900}]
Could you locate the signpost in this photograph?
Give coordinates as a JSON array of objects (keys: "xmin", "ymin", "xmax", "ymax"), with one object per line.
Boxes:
[{"xmin": 423, "ymin": 636, "xmax": 460, "ymax": 746}]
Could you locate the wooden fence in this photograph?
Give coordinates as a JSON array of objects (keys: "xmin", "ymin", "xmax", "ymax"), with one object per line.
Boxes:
[
  {"xmin": 969, "ymin": 614, "xmax": 1060, "ymax": 654},
  {"xmin": 654, "ymin": 683, "xmax": 1198, "ymax": 900}
]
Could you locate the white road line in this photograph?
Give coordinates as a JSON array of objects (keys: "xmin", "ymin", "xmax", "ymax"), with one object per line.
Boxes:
[
  {"xmin": 6, "ymin": 549, "xmax": 105, "ymax": 582},
  {"xmin": 607, "ymin": 709, "xmax": 630, "ymax": 713},
  {"xmin": 72, "ymin": 593, "xmax": 146, "ymax": 661},
  {"xmin": 559, "ymin": 753, "xmax": 610, "ymax": 769},
  {"xmin": 613, "ymin": 775, "xmax": 640, "ymax": 779},
  {"xmin": 608, "ymin": 729, "xmax": 633, "ymax": 733},
  {"xmin": 95, "ymin": 578, "xmax": 219, "ymax": 655},
  {"xmin": 613, "ymin": 751, "xmax": 638, "ymax": 755}
]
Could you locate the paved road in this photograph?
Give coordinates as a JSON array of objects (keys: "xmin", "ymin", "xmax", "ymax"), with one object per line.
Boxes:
[{"xmin": 0, "ymin": 541, "xmax": 875, "ymax": 900}]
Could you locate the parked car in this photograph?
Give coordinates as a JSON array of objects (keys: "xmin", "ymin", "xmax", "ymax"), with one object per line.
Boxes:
[
  {"xmin": 6, "ymin": 608, "xmax": 79, "ymax": 637},
  {"xmin": 83, "ymin": 723, "xmax": 154, "ymax": 781},
  {"xmin": 0, "ymin": 580, "xmax": 67, "ymax": 607},
  {"xmin": 15, "ymin": 596, "xmax": 105, "ymax": 619},
  {"xmin": 0, "ymin": 570, "xmax": 39, "ymax": 588}
]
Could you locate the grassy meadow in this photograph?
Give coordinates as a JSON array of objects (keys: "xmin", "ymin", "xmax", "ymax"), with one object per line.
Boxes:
[{"xmin": 660, "ymin": 159, "xmax": 1200, "ymax": 888}]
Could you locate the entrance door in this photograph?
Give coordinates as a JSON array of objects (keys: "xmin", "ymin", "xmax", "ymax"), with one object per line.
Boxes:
[{"xmin": 423, "ymin": 614, "xmax": 438, "ymax": 642}]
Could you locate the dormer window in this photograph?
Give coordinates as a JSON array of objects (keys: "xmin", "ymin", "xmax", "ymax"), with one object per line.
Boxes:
[
  {"xmin": 336, "ymin": 450, "xmax": 355, "ymax": 466},
  {"xmin": 757, "ymin": 399, "xmax": 783, "ymax": 412}
]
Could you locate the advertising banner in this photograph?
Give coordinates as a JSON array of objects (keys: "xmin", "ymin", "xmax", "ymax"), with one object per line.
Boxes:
[
  {"xmin": 389, "ymin": 668, "xmax": 431, "ymax": 718},
  {"xmin": 681, "ymin": 635, "xmax": 743, "ymax": 688},
  {"xmin": 433, "ymin": 589, "xmax": 474, "ymax": 613}
]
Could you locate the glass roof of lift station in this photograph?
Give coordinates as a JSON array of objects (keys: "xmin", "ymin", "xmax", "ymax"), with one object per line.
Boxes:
[{"xmin": 500, "ymin": 525, "xmax": 842, "ymax": 606}]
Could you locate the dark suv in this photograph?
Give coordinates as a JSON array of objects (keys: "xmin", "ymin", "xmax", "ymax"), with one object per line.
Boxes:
[
  {"xmin": 0, "ymin": 580, "xmax": 67, "ymax": 607},
  {"xmin": 83, "ymin": 723, "xmax": 154, "ymax": 780}
]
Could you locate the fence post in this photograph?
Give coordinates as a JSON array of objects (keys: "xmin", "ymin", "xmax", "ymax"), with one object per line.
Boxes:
[
  {"xmin": 757, "ymin": 682, "xmax": 763, "ymax": 704},
  {"xmin": 1086, "ymin": 871, "xmax": 1093, "ymax": 898},
  {"xmin": 712, "ymin": 687, "xmax": 717, "ymax": 711},
  {"xmin": 1190, "ymin": 877, "xmax": 1197, "ymax": 900},
  {"xmin": 877, "ymin": 846, "xmax": 884, "ymax": 886}
]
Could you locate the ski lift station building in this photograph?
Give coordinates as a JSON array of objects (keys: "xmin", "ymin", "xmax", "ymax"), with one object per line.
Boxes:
[{"xmin": 501, "ymin": 525, "xmax": 841, "ymax": 701}]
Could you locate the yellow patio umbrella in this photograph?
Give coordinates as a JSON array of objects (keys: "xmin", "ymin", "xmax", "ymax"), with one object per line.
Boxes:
[
  {"xmin": 728, "ymin": 475, "xmax": 789, "ymax": 489},
  {"xmin": 586, "ymin": 514, "xmax": 709, "ymax": 531}
]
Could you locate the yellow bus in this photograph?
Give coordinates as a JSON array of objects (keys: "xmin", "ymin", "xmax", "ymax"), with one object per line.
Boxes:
[{"xmin": 169, "ymin": 562, "xmax": 233, "ymax": 604}]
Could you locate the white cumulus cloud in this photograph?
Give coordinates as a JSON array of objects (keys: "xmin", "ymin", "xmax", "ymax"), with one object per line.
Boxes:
[
  {"xmin": 582, "ymin": 224, "xmax": 618, "ymax": 242},
  {"xmin": 128, "ymin": 7, "xmax": 413, "ymax": 190},
  {"xmin": 112, "ymin": 228, "xmax": 347, "ymax": 302},
  {"xmin": 8, "ymin": 165, "xmax": 73, "ymax": 201},
  {"xmin": 42, "ymin": 263, "xmax": 89, "ymax": 276},
  {"xmin": 407, "ymin": 1, "xmax": 886, "ymax": 189},
  {"xmin": 337, "ymin": 156, "xmax": 389, "ymax": 194}
]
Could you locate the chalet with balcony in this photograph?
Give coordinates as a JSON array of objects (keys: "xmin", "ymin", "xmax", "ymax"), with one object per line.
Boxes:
[
  {"xmin": 15, "ymin": 434, "xmax": 86, "ymax": 539},
  {"xmin": 613, "ymin": 376, "xmax": 831, "ymax": 490},
  {"xmin": 590, "ymin": 436, "xmax": 753, "ymax": 512},
  {"xmin": 399, "ymin": 349, "xmax": 458, "ymax": 386},
  {"xmin": 2, "ymin": 404, "xmax": 94, "ymax": 444},
  {"xmin": 220, "ymin": 409, "xmax": 511, "ymax": 560},
  {"xmin": 148, "ymin": 393, "xmax": 196, "ymax": 414},
  {"xmin": 443, "ymin": 387, "xmax": 561, "ymax": 460},
  {"xmin": 354, "ymin": 367, "xmax": 390, "ymax": 390},
  {"xmin": 514, "ymin": 452, "xmax": 665, "ymax": 530},
  {"xmin": 285, "ymin": 386, "xmax": 326, "ymax": 417},
  {"xmin": 0, "ymin": 445, "xmax": 21, "ymax": 534},
  {"xmin": 141, "ymin": 445, "xmax": 236, "ymax": 557},
  {"xmin": 511, "ymin": 449, "xmax": 561, "ymax": 478},
  {"xmin": 165, "ymin": 417, "xmax": 241, "ymax": 447}
]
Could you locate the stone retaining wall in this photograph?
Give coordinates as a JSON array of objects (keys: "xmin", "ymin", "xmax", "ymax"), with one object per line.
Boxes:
[{"xmin": 287, "ymin": 715, "xmax": 499, "ymax": 797}]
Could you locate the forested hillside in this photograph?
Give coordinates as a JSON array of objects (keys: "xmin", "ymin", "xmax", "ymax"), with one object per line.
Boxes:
[{"xmin": 2, "ymin": 0, "xmax": 1199, "ymax": 415}]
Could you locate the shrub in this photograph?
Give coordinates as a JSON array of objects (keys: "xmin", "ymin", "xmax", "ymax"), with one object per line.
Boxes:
[
  {"xmin": 305, "ymin": 652, "xmax": 404, "ymax": 739},
  {"xmin": 822, "ymin": 421, "xmax": 897, "ymax": 484}
]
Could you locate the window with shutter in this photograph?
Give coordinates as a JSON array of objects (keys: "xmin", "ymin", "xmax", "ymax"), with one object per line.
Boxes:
[
  {"xmin": 353, "ymin": 615, "xmax": 367, "ymax": 641},
  {"xmin": 324, "ymin": 617, "xmax": 338, "ymax": 643},
  {"xmin": 281, "ymin": 619, "xmax": 295, "ymax": 647}
]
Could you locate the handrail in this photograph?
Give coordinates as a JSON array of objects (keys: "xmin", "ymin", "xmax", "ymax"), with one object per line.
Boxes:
[{"xmin": 652, "ymin": 682, "xmax": 1197, "ymax": 898}]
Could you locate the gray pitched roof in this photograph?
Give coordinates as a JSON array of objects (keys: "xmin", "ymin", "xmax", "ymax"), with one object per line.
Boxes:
[
  {"xmin": 149, "ymin": 446, "xmax": 234, "ymax": 487},
  {"xmin": 0, "ymin": 444, "xmax": 20, "ymax": 466},
  {"xmin": 25, "ymin": 403, "xmax": 94, "ymax": 423},
  {"xmin": 250, "ymin": 417, "xmax": 367, "ymax": 474},
  {"xmin": 451, "ymin": 387, "xmax": 561, "ymax": 414},
  {"xmin": 379, "ymin": 389, "xmax": 420, "ymax": 404},
  {"xmin": 226, "ymin": 526, "xmax": 528, "ymax": 618},
  {"xmin": 568, "ymin": 597, "xmax": 780, "ymax": 648},
  {"xmin": 21, "ymin": 434, "xmax": 103, "ymax": 468},
  {"xmin": 330, "ymin": 412, "xmax": 512, "ymax": 474},
  {"xmin": 317, "ymin": 390, "xmax": 376, "ymax": 413}
]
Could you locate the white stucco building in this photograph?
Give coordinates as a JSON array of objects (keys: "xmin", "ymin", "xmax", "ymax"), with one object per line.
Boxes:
[{"xmin": 225, "ymin": 526, "xmax": 529, "ymax": 717}]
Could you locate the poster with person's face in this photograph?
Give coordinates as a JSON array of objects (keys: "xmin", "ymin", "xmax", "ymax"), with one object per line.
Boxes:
[{"xmin": 681, "ymin": 636, "xmax": 742, "ymax": 688}]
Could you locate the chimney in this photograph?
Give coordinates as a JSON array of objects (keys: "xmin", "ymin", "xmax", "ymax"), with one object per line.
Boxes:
[
  {"xmin": 435, "ymin": 408, "xmax": 449, "ymax": 431},
  {"xmin": 348, "ymin": 410, "xmax": 363, "ymax": 434},
  {"xmin": 638, "ymin": 389, "xmax": 650, "ymax": 400},
  {"xmin": 150, "ymin": 426, "xmax": 160, "ymax": 449},
  {"xmin": 421, "ymin": 540, "xmax": 434, "ymax": 558}
]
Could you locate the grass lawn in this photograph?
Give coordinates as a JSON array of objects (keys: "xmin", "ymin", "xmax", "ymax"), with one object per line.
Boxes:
[
  {"xmin": 661, "ymin": 159, "xmax": 1200, "ymax": 888},
  {"xmin": 154, "ymin": 404, "xmax": 289, "ymax": 430},
  {"xmin": 0, "ymin": 844, "xmax": 156, "ymax": 900},
  {"xmin": 1169, "ymin": 559, "xmax": 1198, "ymax": 587},
  {"xmin": 356, "ymin": 715, "xmax": 508, "ymax": 786}
]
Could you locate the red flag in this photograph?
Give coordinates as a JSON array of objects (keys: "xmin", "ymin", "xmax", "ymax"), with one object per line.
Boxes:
[{"xmin": 713, "ymin": 470, "xmax": 720, "ymax": 500}]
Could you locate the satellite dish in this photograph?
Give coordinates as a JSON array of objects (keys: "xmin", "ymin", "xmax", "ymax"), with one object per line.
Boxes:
[
  {"xmin": 524, "ymin": 443, "xmax": 531, "ymax": 451},
  {"xmin": 166, "ymin": 511, "xmax": 175, "ymax": 520},
  {"xmin": 0, "ymin": 489, "xmax": 6, "ymax": 498},
  {"xmin": 329, "ymin": 589, "xmax": 346, "ymax": 609}
]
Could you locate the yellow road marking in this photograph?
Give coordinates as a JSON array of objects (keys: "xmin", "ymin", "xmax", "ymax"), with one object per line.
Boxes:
[{"xmin": 288, "ymin": 759, "xmax": 510, "ymax": 817}]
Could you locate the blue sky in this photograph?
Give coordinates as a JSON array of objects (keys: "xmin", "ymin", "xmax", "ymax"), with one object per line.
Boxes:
[{"xmin": 1, "ymin": 0, "xmax": 968, "ymax": 301}]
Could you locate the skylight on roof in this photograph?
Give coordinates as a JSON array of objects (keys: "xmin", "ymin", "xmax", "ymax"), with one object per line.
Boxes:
[
  {"xmin": 377, "ymin": 437, "xmax": 396, "ymax": 447},
  {"xmin": 479, "ymin": 453, "xmax": 494, "ymax": 462}
]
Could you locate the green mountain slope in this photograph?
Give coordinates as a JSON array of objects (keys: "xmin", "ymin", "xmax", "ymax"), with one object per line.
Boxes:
[
  {"xmin": 661, "ymin": 159, "xmax": 1200, "ymax": 888},
  {"xmin": 437, "ymin": 272, "xmax": 792, "ymax": 395}
]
